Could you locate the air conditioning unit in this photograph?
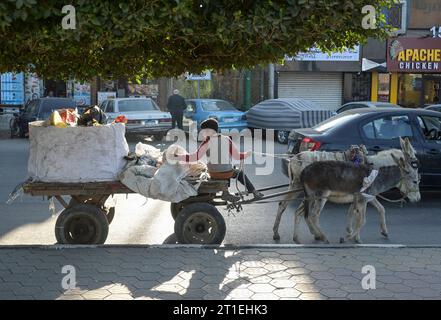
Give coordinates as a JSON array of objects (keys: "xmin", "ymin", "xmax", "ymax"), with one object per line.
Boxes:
[{"xmin": 386, "ymin": 0, "xmax": 407, "ymax": 36}]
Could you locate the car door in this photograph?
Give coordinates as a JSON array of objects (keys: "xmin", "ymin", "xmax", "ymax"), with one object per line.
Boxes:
[
  {"xmin": 360, "ymin": 113, "xmax": 420, "ymax": 154},
  {"xmin": 415, "ymin": 114, "xmax": 441, "ymax": 187},
  {"xmin": 104, "ymin": 100, "xmax": 116, "ymax": 122},
  {"xmin": 183, "ymin": 101, "xmax": 197, "ymax": 132}
]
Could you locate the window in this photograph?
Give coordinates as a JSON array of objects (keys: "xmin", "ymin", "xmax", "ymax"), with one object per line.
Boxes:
[
  {"xmin": 385, "ymin": 0, "xmax": 407, "ymax": 35},
  {"xmin": 378, "ymin": 73, "xmax": 391, "ymax": 102},
  {"xmin": 25, "ymin": 100, "xmax": 38, "ymax": 115},
  {"xmin": 117, "ymin": 99, "xmax": 158, "ymax": 112},
  {"xmin": 186, "ymin": 101, "xmax": 196, "ymax": 112},
  {"xmin": 201, "ymin": 100, "xmax": 236, "ymax": 111},
  {"xmin": 99, "ymin": 101, "xmax": 107, "ymax": 111},
  {"xmin": 398, "ymin": 74, "xmax": 423, "ymax": 108},
  {"xmin": 362, "ymin": 115, "xmax": 413, "ymax": 140},
  {"xmin": 418, "ymin": 116, "xmax": 441, "ymax": 142},
  {"xmin": 106, "ymin": 100, "xmax": 114, "ymax": 113}
]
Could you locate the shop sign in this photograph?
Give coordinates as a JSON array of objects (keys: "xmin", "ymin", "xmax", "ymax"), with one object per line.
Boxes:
[
  {"xmin": 0, "ymin": 72, "xmax": 24, "ymax": 105},
  {"xmin": 285, "ymin": 46, "xmax": 360, "ymax": 62},
  {"xmin": 387, "ymin": 38, "xmax": 441, "ymax": 73},
  {"xmin": 97, "ymin": 91, "xmax": 116, "ymax": 104},
  {"xmin": 73, "ymin": 82, "xmax": 91, "ymax": 106}
]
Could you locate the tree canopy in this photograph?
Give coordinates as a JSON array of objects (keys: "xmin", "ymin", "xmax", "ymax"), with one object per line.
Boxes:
[{"xmin": 0, "ymin": 0, "xmax": 394, "ymax": 80}]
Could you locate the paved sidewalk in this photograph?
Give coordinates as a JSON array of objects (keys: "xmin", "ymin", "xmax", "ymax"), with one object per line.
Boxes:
[{"xmin": 1, "ymin": 245, "xmax": 441, "ymax": 300}]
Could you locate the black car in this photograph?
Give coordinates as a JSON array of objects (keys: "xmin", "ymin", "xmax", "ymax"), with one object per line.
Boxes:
[
  {"xmin": 425, "ymin": 104, "xmax": 441, "ymax": 113},
  {"xmin": 17, "ymin": 98, "xmax": 77, "ymax": 137},
  {"xmin": 282, "ymin": 108, "xmax": 441, "ymax": 188}
]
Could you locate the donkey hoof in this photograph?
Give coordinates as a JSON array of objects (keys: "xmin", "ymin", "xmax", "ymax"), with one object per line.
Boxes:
[
  {"xmin": 381, "ymin": 231, "xmax": 389, "ymax": 238},
  {"xmin": 273, "ymin": 234, "xmax": 280, "ymax": 241},
  {"xmin": 314, "ymin": 236, "xmax": 322, "ymax": 241},
  {"xmin": 354, "ymin": 239, "xmax": 362, "ymax": 244},
  {"xmin": 339, "ymin": 237, "xmax": 345, "ymax": 244},
  {"xmin": 293, "ymin": 236, "xmax": 300, "ymax": 244}
]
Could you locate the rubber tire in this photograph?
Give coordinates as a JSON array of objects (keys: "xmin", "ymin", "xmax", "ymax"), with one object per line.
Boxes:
[
  {"xmin": 55, "ymin": 204, "xmax": 109, "ymax": 245},
  {"xmin": 174, "ymin": 202, "xmax": 226, "ymax": 245},
  {"xmin": 170, "ymin": 202, "xmax": 185, "ymax": 220},
  {"xmin": 276, "ymin": 130, "xmax": 289, "ymax": 144}
]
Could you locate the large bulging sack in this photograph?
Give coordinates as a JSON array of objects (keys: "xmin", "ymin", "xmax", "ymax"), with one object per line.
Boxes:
[{"xmin": 28, "ymin": 121, "xmax": 129, "ymax": 182}]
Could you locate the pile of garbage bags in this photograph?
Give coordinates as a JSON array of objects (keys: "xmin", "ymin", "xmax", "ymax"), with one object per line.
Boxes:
[
  {"xmin": 118, "ymin": 143, "xmax": 209, "ymax": 203},
  {"xmin": 45, "ymin": 105, "xmax": 122, "ymax": 128}
]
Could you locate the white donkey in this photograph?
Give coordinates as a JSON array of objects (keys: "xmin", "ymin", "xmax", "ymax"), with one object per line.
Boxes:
[{"xmin": 272, "ymin": 137, "xmax": 419, "ymax": 243}]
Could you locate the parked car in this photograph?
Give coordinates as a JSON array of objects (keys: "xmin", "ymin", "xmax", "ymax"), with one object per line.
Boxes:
[
  {"xmin": 282, "ymin": 108, "xmax": 441, "ymax": 188},
  {"xmin": 336, "ymin": 101, "xmax": 401, "ymax": 114},
  {"xmin": 16, "ymin": 97, "xmax": 77, "ymax": 137},
  {"xmin": 425, "ymin": 104, "xmax": 441, "ymax": 113},
  {"xmin": 246, "ymin": 98, "xmax": 334, "ymax": 144},
  {"xmin": 99, "ymin": 98, "xmax": 172, "ymax": 140},
  {"xmin": 183, "ymin": 99, "xmax": 247, "ymax": 133}
]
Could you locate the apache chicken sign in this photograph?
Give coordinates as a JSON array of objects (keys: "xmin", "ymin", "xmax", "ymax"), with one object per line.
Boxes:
[{"xmin": 387, "ymin": 38, "xmax": 441, "ymax": 73}]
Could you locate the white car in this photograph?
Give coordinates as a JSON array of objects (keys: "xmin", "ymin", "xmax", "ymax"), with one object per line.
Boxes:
[{"xmin": 99, "ymin": 98, "xmax": 172, "ymax": 140}]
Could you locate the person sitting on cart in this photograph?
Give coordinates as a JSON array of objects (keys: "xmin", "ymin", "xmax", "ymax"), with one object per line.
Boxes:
[{"xmin": 175, "ymin": 118, "xmax": 263, "ymax": 200}]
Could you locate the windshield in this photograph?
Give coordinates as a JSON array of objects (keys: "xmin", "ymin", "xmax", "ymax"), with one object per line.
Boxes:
[
  {"xmin": 313, "ymin": 113, "xmax": 359, "ymax": 132},
  {"xmin": 39, "ymin": 100, "xmax": 76, "ymax": 118},
  {"xmin": 201, "ymin": 100, "xmax": 237, "ymax": 112},
  {"xmin": 118, "ymin": 99, "xmax": 158, "ymax": 112}
]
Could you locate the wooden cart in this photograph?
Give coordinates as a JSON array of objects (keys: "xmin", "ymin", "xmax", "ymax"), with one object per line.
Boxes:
[{"xmin": 22, "ymin": 179, "xmax": 231, "ymax": 245}]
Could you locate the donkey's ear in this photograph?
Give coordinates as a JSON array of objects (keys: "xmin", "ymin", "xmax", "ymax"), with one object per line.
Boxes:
[
  {"xmin": 399, "ymin": 137, "xmax": 406, "ymax": 151},
  {"xmin": 391, "ymin": 153, "xmax": 403, "ymax": 166}
]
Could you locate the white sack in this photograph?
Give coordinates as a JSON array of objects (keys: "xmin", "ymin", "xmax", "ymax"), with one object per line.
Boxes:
[{"xmin": 28, "ymin": 121, "xmax": 129, "ymax": 182}]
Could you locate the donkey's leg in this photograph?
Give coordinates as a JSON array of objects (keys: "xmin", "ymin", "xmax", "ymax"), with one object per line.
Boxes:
[
  {"xmin": 351, "ymin": 199, "xmax": 367, "ymax": 244},
  {"xmin": 273, "ymin": 189, "xmax": 302, "ymax": 241},
  {"xmin": 370, "ymin": 197, "xmax": 388, "ymax": 238},
  {"xmin": 346, "ymin": 203, "xmax": 355, "ymax": 236},
  {"xmin": 293, "ymin": 200, "xmax": 318, "ymax": 243},
  {"xmin": 308, "ymin": 196, "xmax": 329, "ymax": 243}
]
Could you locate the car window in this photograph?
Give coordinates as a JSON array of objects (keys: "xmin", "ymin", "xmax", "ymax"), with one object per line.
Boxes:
[
  {"xmin": 106, "ymin": 100, "xmax": 115, "ymax": 113},
  {"xmin": 186, "ymin": 101, "xmax": 197, "ymax": 112},
  {"xmin": 118, "ymin": 99, "xmax": 158, "ymax": 112},
  {"xmin": 99, "ymin": 101, "xmax": 107, "ymax": 111},
  {"xmin": 417, "ymin": 116, "xmax": 441, "ymax": 142},
  {"xmin": 362, "ymin": 115, "xmax": 413, "ymax": 140},
  {"xmin": 24, "ymin": 100, "xmax": 37, "ymax": 115},
  {"xmin": 313, "ymin": 113, "xmax": 359, "ymax": 132},
  {"xmin": 201, "ymin": 100, "xmax": 236, "ymax": 111}
]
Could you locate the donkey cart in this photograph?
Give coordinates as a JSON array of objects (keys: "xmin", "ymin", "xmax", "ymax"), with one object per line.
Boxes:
[{"xmin": 22, "ymin": 179, "xmax": 292, "ymax": 245}]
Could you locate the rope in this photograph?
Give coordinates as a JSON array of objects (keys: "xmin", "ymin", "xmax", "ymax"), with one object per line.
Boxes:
[
  {"xmin": 377, "ymin": 194, "xmax": 407, "ymax": 204},
  {"xmin": 251, "ymin": 151, "xmax": 293, "ymax": 159}
]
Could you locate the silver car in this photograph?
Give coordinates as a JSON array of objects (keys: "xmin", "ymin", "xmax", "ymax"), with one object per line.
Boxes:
[{"xmin": 99, "ymin": 98, "xmax": 172, "ymax": 140}]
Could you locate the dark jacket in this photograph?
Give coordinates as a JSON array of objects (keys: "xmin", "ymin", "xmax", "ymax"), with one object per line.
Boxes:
[{"xmin": 167, "ymin": 94, "xmax": 186, "ymax": 113}]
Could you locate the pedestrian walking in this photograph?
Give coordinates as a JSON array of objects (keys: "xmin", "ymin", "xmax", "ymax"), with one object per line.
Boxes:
[{"xmin": 167, "ymin": 89, "xmax": 187, "ymax": 130}]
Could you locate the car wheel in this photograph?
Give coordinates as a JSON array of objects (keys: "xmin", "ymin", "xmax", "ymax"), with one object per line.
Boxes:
[{"xmin": 276, "ymin": 130, "xmax": 289, "ymax": 144}]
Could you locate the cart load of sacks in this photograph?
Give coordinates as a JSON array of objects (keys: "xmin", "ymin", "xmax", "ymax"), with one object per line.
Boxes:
[{"xmin": 27, "ymin": 121, "xmax": 208, "ymax": 202}]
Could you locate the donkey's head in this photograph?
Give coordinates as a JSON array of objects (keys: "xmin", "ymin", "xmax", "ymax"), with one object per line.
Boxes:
[{"xmin": 392, "ymin": 137, "xmax": 421, "ymax": 202}]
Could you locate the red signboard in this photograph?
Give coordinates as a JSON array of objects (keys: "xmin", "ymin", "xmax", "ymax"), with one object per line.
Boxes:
[{"xmin": 387, "ymin": 38, "xmax": 441, "ymax": 73}]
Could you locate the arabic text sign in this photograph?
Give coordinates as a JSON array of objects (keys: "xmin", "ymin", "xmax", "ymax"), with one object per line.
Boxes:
[
  {"xmin": 186, "ymin": 71, "xmax": 212, "ymax": 81},
  {"xmin": 1, "ymin": 72, "xmax": 24, "ymax": 105},
  {"xmin": 286, "ymin": 46, "xmax": 360, "ymax": 62}
]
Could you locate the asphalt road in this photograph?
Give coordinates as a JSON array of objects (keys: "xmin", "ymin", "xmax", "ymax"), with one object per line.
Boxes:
[{"xmin": 1, "ymin": 133, "xmax": 441, "ymax": 245}]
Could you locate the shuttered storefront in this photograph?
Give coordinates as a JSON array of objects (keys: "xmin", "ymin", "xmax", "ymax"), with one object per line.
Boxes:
[{"xmin": 277, "ymin": 72, "xmax": 343, "ymax": 110}]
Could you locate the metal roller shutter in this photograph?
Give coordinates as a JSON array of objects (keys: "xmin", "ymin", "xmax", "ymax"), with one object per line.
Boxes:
[{"xmin": 277, "ymin": 72, "xmax": 343, "ymax": 110}]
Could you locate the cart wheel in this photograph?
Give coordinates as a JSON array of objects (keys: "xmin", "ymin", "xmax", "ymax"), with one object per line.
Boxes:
[
  {"xmin": 55, "ymin": 204, "xmax": 109, "ymax": 245},
  {"xmin": 170, "ymin": 202, "xmax": 185, "ymax": 220},
  {"xmin": 174, "ymin": 203, "xmax": 226, "ymax": 244}
]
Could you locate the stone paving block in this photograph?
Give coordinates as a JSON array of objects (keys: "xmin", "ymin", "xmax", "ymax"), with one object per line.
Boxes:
[
  {"xmin": 250, "ymin": 292, "xmax": 279, "ymax": 300},
  {"xmin": 248, "ymin": 283, "xmax": 275, "ymax": 293},
  {"xmin": 248, "ymin": 275, "xmax": 272, "ymax": 284},
  {"xmin": 411, "ymin": 287, "xmax": 440, "ymax": 298},
  {"xmin": 270, "ymin": 279, "xmax": 296, "ymax": 288},
  {"xmin": 321, "ymin": 288, "xmax": 348, "ymax": 298},
  {"xmin": 285, "ymin": 268, "xmax": 310, "ymax": 276},
  {"xmin": 310, "ymin": 271, "xmax": 335, "ymax": 280},
  {"xmin": 385, "ymin": 284, "xmax": 412, "ymax": 293},
  {"xmin": 81, "ymin": 290, "xmax": 111, "ymax": 300},
  {"xmin": 290, "ymin": 275, "xmax": 316, "ymax": 284},
  {"xmin": 273, "ymin": 288, "xmax": 301, "ymax": 298},
  {"xmin": 298, "ymin": 293, "xmax": 328, "ymax": 300},
  {"xmin": 226, "ymin": 288, "xmax": 254, "ymax": 299},
  {"xmin": 104, "ymin": 294, "xmax": 134, "ymax": 300},
  {"xmin": 294, "ymin": 283, "xmax": 320, "ymax": 293}
]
